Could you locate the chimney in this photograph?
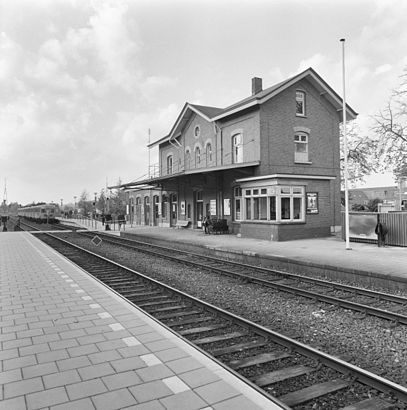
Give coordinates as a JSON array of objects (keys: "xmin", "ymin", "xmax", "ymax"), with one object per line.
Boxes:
[{"xmin": 252, "ymin": 77, "xmax": 262, "ymax": 95}]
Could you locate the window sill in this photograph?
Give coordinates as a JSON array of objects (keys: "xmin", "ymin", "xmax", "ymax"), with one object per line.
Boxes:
[{"xmin": 294, "ymin": 161, "xmax": 313, "ymax": 165}]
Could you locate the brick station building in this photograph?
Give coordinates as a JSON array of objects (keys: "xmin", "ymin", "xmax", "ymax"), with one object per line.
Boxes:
[{"xmin": 118, "ymin": 67, "xmax": 357, "ymax": 241}]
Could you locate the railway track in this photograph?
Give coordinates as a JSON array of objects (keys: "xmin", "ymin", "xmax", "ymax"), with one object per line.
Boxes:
[
  {"xmin": 36, "ymin": 232, "xmax": 407, "ymax": 409},
  {"xmin": 18, "ymin": 219, "xmax": 83, "ymax": 232},
  {"xmin": 76, "ymin": 231, "xmax": 407, "ymax": 326}
]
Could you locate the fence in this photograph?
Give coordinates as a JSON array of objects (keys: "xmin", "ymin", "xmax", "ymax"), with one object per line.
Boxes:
[{"xmin": 342, "ymin": 211, "xmax": 407, "ymax": 247}]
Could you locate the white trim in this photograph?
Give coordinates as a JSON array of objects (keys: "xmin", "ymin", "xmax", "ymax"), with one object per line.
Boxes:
[
  {"xmin": 212, "ymin": 69, "xmax": 357, "ymax": 121},
  {"xmin": 212, "ymin": 100, "xmax": 258, "ymax": 121},
  {"xmin": 188, "ymin": 104, "xmax": 212, "ymax": 122},
  {"xmin": 236, "ymin": 174, "xmax": 336, "ymax": 183}
]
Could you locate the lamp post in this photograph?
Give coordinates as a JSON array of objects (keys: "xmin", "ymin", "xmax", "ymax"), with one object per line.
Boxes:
[
  {"xmin": 94, "ymin": 192, "xmax": 97, "ymax": 229},
  {"xmin": 73, "ymin": 196, "xmax": 77, "ymax": 218}
]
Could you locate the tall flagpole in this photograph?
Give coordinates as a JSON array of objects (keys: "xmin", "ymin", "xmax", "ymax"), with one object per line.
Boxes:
[
  {"xmin": 340, "ymin": 38, "xmax": 351, "ymax": 250},
  {"xmin": 148, "ymin": 128, "xmax": 151, "ymax": 178}
]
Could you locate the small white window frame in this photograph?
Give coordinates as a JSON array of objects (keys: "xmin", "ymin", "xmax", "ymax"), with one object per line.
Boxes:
[{"xmin": 296, "ymin": 90, "xmax": 306, "ymax": 117}]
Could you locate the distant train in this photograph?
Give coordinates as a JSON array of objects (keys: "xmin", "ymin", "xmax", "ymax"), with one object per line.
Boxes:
[{"xmin": 18, "ymin": 204, "xmax": 60, "ymax": 224}]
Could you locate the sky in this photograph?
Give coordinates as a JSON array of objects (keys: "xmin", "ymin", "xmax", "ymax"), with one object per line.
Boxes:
[{"xmin": 0, "ymin": 0, "xmax": 406, "ymax": 206}]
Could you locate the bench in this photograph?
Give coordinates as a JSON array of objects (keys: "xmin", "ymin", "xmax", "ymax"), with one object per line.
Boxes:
[
  {"xmin": 175, "ymin": 220, "xmax": 190, "ymax": 229},
  {"xmin": 208, "ymin": 219, "xmax": 229, "ymax": 234}
]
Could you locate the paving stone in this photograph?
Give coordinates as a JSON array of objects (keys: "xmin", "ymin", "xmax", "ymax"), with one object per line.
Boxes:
[
  {"xmin": 144, "ymin": 340, "xmax": 176, "ymax": 353},
  {"xmin": 117, "ymin": 345, "xmax": 149, "ymax": 358},
  {"xmin": 17, "ymin": 328, "xmax": 44, "ymax": 338},
  {"xmin": 57, "ymin": 356, "xmax": 92, "ymax": 371},
  {"xmin": 49, "ymin": 339, "xmax": 79, "ymax": 350},
  {"xmin": 102, "ymin": 370, "xmax": 142, "ymax": 390},
  {"xmin": 0, "ymin": 368, "xmax": 22, "ymax": 384},
  {"xmin": 50, "ymin": 397, "xmax": 95, "ymax": 410},
  {"xmin": 19, "ymin": 342, "xmax": 50, "ymax": 356},
  {"xmin": 32, "ymin": 333, "xmax": 60, "ymax": 344},
  {"xmin": 3, "ymin": 354, "xmax": 37, "ymax": 371},
  {"xmin": 59, "ymin": 328, "xmax": 87, "ymax": 340},
  {"xmin": 4, "ymin": 377, "xmax": 44, "ymax": 399},
  {"xmin": 23, "ymin": 361, "xmax": 58, "ymax": 379},
  {"xmin": 66, "ymin": 378, "xmax": 107, "ymax": 400},
  {"xmin": 124, "ymin": 401, "xmax": 166, "ymax": 410},
  {"xmin": 211, "ymin": 394, "xmax": 265, "ymax": 410},
  {"xmin": 158, "ymin": 390, "xmax": 208, "ymax": 410},
  {"xmin": 194, "ymin": 380, "xmax": 240, "ymax": 404},
  {"xmin": 88, "ymin": 349, "xmax": 122, "ymax": 365},
  {"xmin": 0, "ymin": 396, "xmax": 26, "ymax": 410},
  {"xmin": 77, "ymin": 362, "xmax": 115, "ymax": 381},
  {"xmin": 67, "ymin": 343, "xmax": 99, "ymax": 357},
  {"xmin": 37, "ymin": 349, "xmax": 69, "ymax": 364},
  {"xmin": 96, "ymin": 339, "xmax": 127, "ymax": 351},
  {"xmin": 29, "ymin": 319, "xmax": 54, "ymax": 330},
  {"xmin": 129, "ymin": 380, "xmax": 173, "ymax": 403},
  {"xmin": 178, "ymin": 367, "xmax": 220, "ymax": 389},
  {"xmin": 91, "ymin": 388, "xmax": 137, "ymax": 410},
  {"xmin": 110, "ymin": 356, "xmax": 146, "ymax": 372},
  {"xmin": 26, "ymin": 386, "xmax": 69, "ymax": 410},
  {"xmin": 77, "ymin": 333, "xmax": 106, "ymax": 345},
  {"xmin": 43, "ymin": 369, "xmax": 81, "ymax": 389},
  {"xmin": 165, "ymin": 357, "xmax": 203, "ymax": 374},
  {"xmin": 0, "ymin": 347, "xmax": 19, "ymax": 361},
  {"xmin": 136, "ymin": 364, "xmax": 174, "ymax": 382},
  {"xmin": 162, "ymin": 376, "xmax": 190, "ymax": 394},
  {"xmin": 154, "ymin": 347, "xmax": 189, "ymax": 363}
]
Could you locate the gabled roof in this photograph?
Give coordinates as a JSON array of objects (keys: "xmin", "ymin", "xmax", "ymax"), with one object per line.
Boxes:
[
  {"xmin": 212, "ymin": 67, "xmax": 358, "ymax": 121},
  {"xmin": 150, "ymin": 67, "xmax": 358, "ymax": 147},
  {"xmin": 148, "ymin": 103, "xmax": 223, "ymax": 148}
]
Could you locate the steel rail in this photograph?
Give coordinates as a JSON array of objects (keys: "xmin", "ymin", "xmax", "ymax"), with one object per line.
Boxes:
[
  {"xmin": 78, "ymin": 232, "xmax": 407, "ymax": 324},
  {"xmin": 37, "ymin": 232, "xmax": 407, "ymax": 404},
  {"xmin": 83, "ymin": 232, "xmax": 407, "ymax": 304}
]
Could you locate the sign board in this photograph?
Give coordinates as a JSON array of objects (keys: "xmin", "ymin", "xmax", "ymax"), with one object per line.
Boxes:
[
  {"xmin": 180, "ymin": 201, "xmax": 186, "ymax": 215},
  {"xmin": 210, "ymin": 199, "xmax": 216, "ymax": 216},
  {"xmin": 306, "ymin": 192, "xmax": 319, "ymax": 214}
]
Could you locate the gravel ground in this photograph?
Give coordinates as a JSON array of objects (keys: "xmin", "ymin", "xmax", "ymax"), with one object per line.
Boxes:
[{"xmin": 56, "ymin": 233, "xmax": 407, "ymax": 406}]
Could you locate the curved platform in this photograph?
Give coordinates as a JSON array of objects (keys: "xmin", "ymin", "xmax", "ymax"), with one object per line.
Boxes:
[{"xmin": 0, "ymin": 232, "xmax": 284, "ymax": 410}]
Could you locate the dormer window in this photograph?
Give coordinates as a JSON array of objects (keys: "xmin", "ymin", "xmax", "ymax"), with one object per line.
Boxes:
[{"xmin": 296, "ymin": 91, "xmax": 306, "ymax": 116}]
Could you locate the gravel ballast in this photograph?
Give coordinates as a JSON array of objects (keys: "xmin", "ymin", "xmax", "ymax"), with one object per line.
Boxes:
[{"xmin": 56, "ymin": 233, "xmax": 407, "ymax": 392}]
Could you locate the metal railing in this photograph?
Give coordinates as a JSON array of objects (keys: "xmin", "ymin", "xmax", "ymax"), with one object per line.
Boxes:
[{"xmin": 341, "ymin": 211, "xmax": 407, "ymax": 247}]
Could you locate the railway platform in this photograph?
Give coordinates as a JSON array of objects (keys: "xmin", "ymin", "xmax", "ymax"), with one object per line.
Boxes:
[
  {"xmin": 64, "ymin": 217, "xmax": 407, "ymax": 289},
  {"xmin": 115, "ymin": 225, "xmax": 407, "ymax": 291},
  {"xmin": 0, "ymin": 232, "xmax": 283, "ymax": 410}
]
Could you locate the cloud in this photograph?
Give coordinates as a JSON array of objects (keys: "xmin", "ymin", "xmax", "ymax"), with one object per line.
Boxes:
[
  {"xmin": 374, "ymin": 64, "xmax": 392, "ymax": 76},
  {"xmin": 88, "ymin": 1, "xmax": 142, "ymax": 91},
  {"xmin": 296, "ymin": 53, "xmax": 330, "ymax": 74}
]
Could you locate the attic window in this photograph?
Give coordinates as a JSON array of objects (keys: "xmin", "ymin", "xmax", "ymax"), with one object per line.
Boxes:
[
  {"xmin": 194, "ymin": 125, "xmax": 200, "ymax": 138},
  {"xmin": 296, "ymin": 91, "xmax": 306, "ymax": 116}
]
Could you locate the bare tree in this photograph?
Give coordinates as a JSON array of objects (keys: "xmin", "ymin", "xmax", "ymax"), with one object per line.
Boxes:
[
  {"xmin": 340, "ymin": 121, "xmax": 378, "ymax": 186},
  {"xmin": 372, "ymin": 70, "xmax": 407, "ymax": 177}
]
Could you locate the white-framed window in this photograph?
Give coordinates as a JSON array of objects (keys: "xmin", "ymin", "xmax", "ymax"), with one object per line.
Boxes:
[
  {"xmin": 232, "ymin": 133, "xmax": 243, "ymax": 163},
  {"xmin": 195, "ymin": 146, "xmax": 201, "ymax": 165},
  {"xmin": 294, "ymin": 132, "xmax": 308, "ymax": 162},
  {"xmin": 238, "ymin": 185, "xmax": 305, "ymax": 223},
  {"xmin": 296, "ymin": 91, "xmax": 306, "ymax": 116},
  {"xmin": 234, "ymin": 187, "xmax": 242, "ymax": 221},
  {"xmin": 206, "ymin": 143, "xmax": 213, "ymax": 164},
  {"xmin": 166, "ymin": 155, "xmax": 173, "ymax": 175}
]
